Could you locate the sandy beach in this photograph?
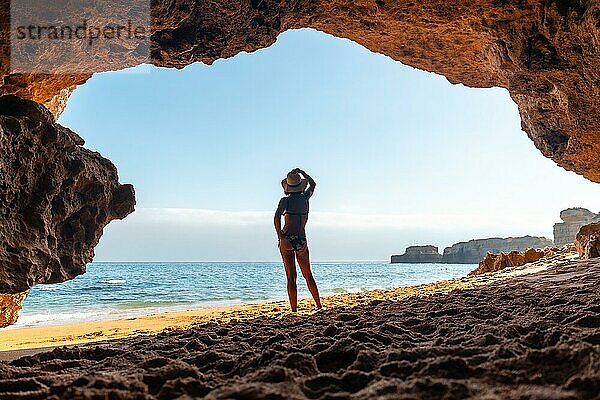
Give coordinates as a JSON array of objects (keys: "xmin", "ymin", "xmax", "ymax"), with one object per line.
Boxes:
[
  {"xmin": 0, "ymin": 250, "xmax": 575, "ymax": 355},
  {"xmin": 2, "ymin": 250, "xmax": 599, "ymax": 399}
]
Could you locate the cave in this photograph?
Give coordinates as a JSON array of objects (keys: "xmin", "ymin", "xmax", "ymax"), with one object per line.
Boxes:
[
  {"xmin": 1, "ymin": 0, "xmax": 599, "ymax": 323},
  {"xmin": 0, "ymin": 1, "xmax": 600, "ymax": 398}
]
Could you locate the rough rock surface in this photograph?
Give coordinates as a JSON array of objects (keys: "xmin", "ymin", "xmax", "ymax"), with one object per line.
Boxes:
[
  {"xmin": 442, "ymin": 236, "xmax": 553, "ymax": 264},
  {"xmin": 554, "ymin": 208, "xmax": 600, "ymax": 246},
  {"xmin": 575, "ymin": 222, "xmax": 600, "ymax": 259},
  {"xmin": 0, "ymin": 292, "xmax": 27, "ymax": 328},
  {"xmin": 1, "ymin": 0, "xmax": 600, "ymax": 182},
  {"xmin": 469, "ymin": 247, "xmax": 554, "ymax": 276},
  {"xmin": 1, "ymin": 260, "xmax": 599, "ymax": 399},
  {"xmin": 391, "ymin": 245, "xmax": 442, "ymax": 263},
  {"xmin": 0, "ymin": 95, "xmax": 135, "ymax": 295}
]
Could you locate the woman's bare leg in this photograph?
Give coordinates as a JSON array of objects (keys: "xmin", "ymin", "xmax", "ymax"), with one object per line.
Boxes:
[
  {"xmin": 297, "ymin": 245, "xmax": 322, "ymax": 309},
  {"xmin": 279, "ymin": 240, "xmax": 298, "ymax": 312}
]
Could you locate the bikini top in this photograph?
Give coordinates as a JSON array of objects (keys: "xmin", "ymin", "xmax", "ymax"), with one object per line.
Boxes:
[{"xmin": 283, "ymin": 192, "xmax": 309, "ymax": 216}]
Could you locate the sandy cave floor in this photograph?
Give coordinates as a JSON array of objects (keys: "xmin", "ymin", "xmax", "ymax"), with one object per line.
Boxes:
[{"xmin": 0, "ymin": 259, "xmax": 599, "ymax": 399}]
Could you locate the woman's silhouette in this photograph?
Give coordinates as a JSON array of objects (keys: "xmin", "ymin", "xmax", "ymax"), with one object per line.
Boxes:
[{"xmin": 274, "ymin": 168, "xmax": 322, "ymax": 312}]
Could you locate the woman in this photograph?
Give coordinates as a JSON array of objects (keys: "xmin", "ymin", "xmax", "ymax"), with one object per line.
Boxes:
[{"xmin": 274, "ymin": 168, "xmax": 322, "ymax": 312}]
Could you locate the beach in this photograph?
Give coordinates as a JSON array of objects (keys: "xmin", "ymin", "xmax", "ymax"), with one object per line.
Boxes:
[
  {"xmin": 0, "ymin": 253, "xmax": 571, "ymax": 355},
  {"xmin": 12, "ymin": 261, "xmax": 476, "ymax": 329},
  {"xmin": 1, "ymin": 251, "xmax": 598, "ymax": 398}
]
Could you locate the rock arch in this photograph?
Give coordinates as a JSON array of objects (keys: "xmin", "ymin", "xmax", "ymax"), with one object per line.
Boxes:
[{"xmin": 0, "ymin": 0, "xmax": 599, "ymax": 323}]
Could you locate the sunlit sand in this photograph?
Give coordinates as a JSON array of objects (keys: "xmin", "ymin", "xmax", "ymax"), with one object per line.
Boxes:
[{"xmin": 0, "ymin": 249, "xmax": 578, "ymax": 353}]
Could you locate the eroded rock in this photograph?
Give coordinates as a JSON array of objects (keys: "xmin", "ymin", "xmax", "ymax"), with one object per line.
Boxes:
[
  {"xmin": 469, "ymin": 247, "xmax": 554, "ymax": 276},
  {"xmin": 554, "ymin": 208, "xmax": 600, "ymax": 246},
  {"xmin": 442, "ymin": 236, "xmax": 553, "ymax": 264},
  {"xmin": 575, "ymin": 222, "xmax": 600, "ymax": 259},
  {"xmin": 0, "ymin": 95, "xmax": 135, "ymax": 295},
  {"xmin": 0, "ymin": 292, "xmax": 27, "ymax": 328}
]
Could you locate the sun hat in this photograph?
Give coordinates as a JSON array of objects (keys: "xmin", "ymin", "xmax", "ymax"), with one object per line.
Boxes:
[{"xmin": 281, "ymin": 171, "xmax": 308, "ymax": 193}]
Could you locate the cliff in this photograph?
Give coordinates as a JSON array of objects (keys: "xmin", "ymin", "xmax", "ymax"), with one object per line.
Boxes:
[
  {"xmin": 442, "ymin": 236, "xmax": 553, "ymax": 264},
  {"xmin": 553, "ymin": 208, "xmax": 600, "ymax": 246},
  {"xmin": 575, "ymin": 222, "xmax": 600, "ymax": 259},
  {"xmin": 0, "ymin": 95, "xmax": 135, "ymax": 325},
  {"xmin": 391, "ymin": 246, "xmax": 442, "ymax": 264},
  {"xmin": 392, "ymin": 236, "xmax": 553, "ymax": 265}
]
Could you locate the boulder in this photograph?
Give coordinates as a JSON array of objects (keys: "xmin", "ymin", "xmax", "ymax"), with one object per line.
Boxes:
[
  {"xmin": 575, "ymin": 222, "xmax": 600, "ymax": 259},
  {"xmin": 0, "ymin": 95, "xmax": 135, "ymax": 298},
  {"xmin": 469, "ymin": 248, "xmax": 553, "ymax": 277},
  {"xmin": 0, "ymin": 292, "xmax": 27, "ymax": 328},
  {"xmin": 554, "ymin": 208, "xmax": 600, "ymax": 246}
]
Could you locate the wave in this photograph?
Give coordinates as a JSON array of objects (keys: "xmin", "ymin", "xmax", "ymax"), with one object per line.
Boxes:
[
  {"xmin": 98, "ymin": 279, "xmax": 126, "ymax": 284},
  {"xmin": 10, "ymin": 310, "xmax": 111, "ymax": 328},
  {"xmin": 38, "ymin": 285, "xmax": 61, "ymax": 291},
  {"xmin": 115, "ymin": 300, "xmax": 191, "ymax": 309}
]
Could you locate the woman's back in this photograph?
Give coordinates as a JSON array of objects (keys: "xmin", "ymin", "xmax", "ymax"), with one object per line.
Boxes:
[{"xmin": 282, "ymin": 192, "xmax": 309, "ymax": 237}]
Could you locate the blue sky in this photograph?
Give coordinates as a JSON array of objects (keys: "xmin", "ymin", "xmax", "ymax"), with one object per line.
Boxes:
[{"xmin": 58, "ymin": 28, "xmax": 600, "ymax": 261}]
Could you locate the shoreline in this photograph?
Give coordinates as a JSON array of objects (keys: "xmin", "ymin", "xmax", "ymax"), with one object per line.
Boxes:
[
  {"xmin": 12, "ymin": 261, "xmax": 473, "ymax": 330},
  {"xmin": 0, "ymin": 249, "xmax": 578, "ymax": 354}
]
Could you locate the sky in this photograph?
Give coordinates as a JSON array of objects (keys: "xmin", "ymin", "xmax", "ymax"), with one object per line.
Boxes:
[{"xmin": 58, "ymin": 28, "xmax": 600, "ymax": 262}]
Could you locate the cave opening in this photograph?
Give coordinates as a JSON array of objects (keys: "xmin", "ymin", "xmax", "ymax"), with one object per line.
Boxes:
[
  {"xmin": 55, "ymin": 28, "xmax": 600, "ymax": 262},
  {"xmin": 7, "ymin": 27, "xmax": 599, "ymax": 328},
  {"xmin": 2, "ymin": 2, "xmax": 600, "ymax": 396}
]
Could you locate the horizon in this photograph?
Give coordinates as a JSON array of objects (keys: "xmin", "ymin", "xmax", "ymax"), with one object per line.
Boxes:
[{"xmin": 89, "ymin": 206, "xmax": 584, "ymax": 263}]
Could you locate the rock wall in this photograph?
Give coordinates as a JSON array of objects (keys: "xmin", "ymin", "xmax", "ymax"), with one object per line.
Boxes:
[
  {"xmin": 441, "ymin": 236, "xmax": 553, "ymax": 264},
  {"xmin": 469, "ymin": 248, "xmax": 551, "ymax": 277},
  {"xmin": 575, "ymin": 222, "xmax": 600, "ymax": 259},
  {"xmin": 392, "ymin": 236, "xmax": 553, "ymax": 265},
  {"xmin": 0, "ymin": 95, "xmax": 135, "ymax": 296},
  {"xmin": 0, "ymin": 292, "xmax": 27, "ymax": 328},
  {"xmin": 391, "ymin": 245, "xmax": 442, "ymax": 264},
  {"xmin": 554, "ymin": 208, "xmax": 600, "ymax": 246}
]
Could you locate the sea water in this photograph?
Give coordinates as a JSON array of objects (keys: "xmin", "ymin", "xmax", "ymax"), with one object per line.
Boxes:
[{"xmin": 13, "ymin": 262, "xmax": 475, "ymax": 328}]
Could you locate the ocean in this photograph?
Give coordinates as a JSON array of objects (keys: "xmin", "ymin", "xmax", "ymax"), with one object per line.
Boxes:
[{"xmin": 14, "ymin": 262, "xmax": 475, "ymax": 328}]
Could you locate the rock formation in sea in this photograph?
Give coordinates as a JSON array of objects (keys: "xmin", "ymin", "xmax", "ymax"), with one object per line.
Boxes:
[
  {"xmin": 390, "ymin": 246, "xmax": 443, "ymax": 264},
  {"xmin": 575, "ymin": 222, "xmax": 600, "ymax": 259},
  {"xmin": 441, "ymin": 236, "xmax": 553, "ymax": 264},
  {"xmin": 0, "ymin": 95, "xmax": 135, "ymax": 326},
  {"xmin": 554, "ymin": 208, "xmax": 600, "ymax": 246},
  {"xmin": 393, "ymin": 236, "xmax": 553, "ymax": 264}
]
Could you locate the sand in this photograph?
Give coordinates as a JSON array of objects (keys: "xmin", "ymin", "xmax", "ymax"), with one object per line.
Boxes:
[
  {"xmin": 1, "ymin": 251, "xmax": 599, "ymax": 399},
  {"xmin": 0, "ymin": 250, "xmax": 575, "ymax": 354}
]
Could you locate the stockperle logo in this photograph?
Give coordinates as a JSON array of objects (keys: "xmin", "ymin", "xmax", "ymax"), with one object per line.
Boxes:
[{"xmin": 10, "ymin": 0, "xmax": 151, "ymax": 74}]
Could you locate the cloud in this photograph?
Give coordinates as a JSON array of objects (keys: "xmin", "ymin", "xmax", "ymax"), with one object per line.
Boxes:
[{"xmin": 94, "ymin": 208, "xmax": 555, "ymax": 262}]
